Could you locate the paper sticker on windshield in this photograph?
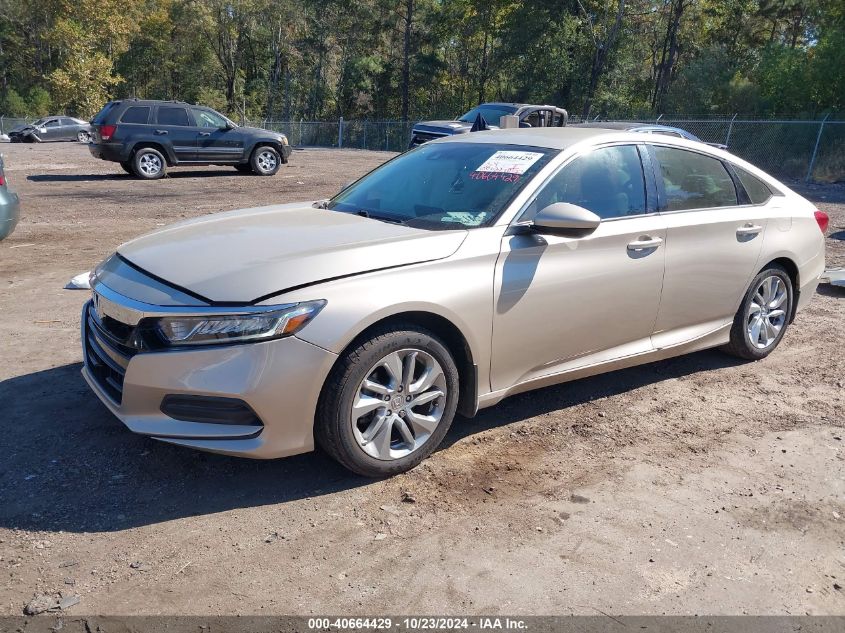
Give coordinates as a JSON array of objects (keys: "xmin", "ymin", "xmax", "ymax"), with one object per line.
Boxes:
[{"xmin": 475, "ymin": 151, "xmax": 544, "ymax": 175}]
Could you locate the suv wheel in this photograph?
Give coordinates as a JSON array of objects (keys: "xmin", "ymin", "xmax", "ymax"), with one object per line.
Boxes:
[
  {"xmin": 133, "ymin": 148, "xmax": 166, "ymax": 180},
  {"xmin": 250, "ymin": 146, "xmax": 281, "ymax": 176},
  {"xmin": 316, "ymin": 325, "xmax": 459, "ymax": 477}
]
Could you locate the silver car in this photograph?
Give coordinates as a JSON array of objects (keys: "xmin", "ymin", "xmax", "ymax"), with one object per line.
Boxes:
[
  {"xmin": 0, "ymin": 154, "xmax": 20, "ymax": 240},
  {"xmin": 81, "ymin": 128, "xmax": 827, "ymax": 477},
  {"xmin": 8, "ymin": 116, "xmax": 92, "ymax": 143}
]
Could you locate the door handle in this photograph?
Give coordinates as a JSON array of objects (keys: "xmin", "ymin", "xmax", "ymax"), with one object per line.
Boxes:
[
  {"xmin": 153, "ymin": 129, "xmax": 169, "ymax": 135},
  {"xmin": 199, "ymin": 132, "xmax": 211, "ymax": 136},
  {"xmin": 627, "ymin": 236, "xmax": 663, "ymax": 251},
  {"xmin": 736, "ymin": 223, "xmax": 762, "ymax": 237}
]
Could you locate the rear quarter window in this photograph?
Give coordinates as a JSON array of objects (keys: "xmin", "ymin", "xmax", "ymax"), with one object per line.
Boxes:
[
  {"xmin": 121, "ymin": 106, "xmax": 151, "ymax": 124},
  {"xmin": 91, "ymin": 102, "xmax": 119, "ymax": 124},
  {"xmin": 653, "ymin": 145, "xmax": 738, "ymax": 211},
  {"xmin": 733, "ymin": 166, "xmax": 774, "ymax": 205}
]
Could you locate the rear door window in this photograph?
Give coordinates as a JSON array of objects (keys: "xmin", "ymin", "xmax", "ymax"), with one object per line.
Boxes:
[
  {"xmin": 653, "ymin": 146, "xmax": 737, "ymax": 211},
  {"xmin": 121, "ymin": 106, "xmax": 151, "ymax": 124},
  {"xmin": 156, "ymin": 107, "xmax": 191, "ymax": 126},
  {"xmin": 733, "ymin": 166, "xmax": 774, "ymax": 205},
  {"xmin": 527, "ymin": 144, "xmax": 648, "ymax": 220}
]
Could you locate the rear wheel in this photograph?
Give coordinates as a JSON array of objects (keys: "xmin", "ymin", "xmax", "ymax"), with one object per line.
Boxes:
[
  {"xmin": 722, "ymin": 265, "xmax": 793, "ymax": 360},
  {"xmin": 132, "ymin": 147, "xmax": 166, "ymax": 180},
  {"xmin": 250, "ymin": 145, "xmax": 281, "ymax": 176},
  {"xmin": 316, "ymin": 325, "xmax": 459, "ymax": 477},
  {"xmin": 77, "ymin": 130, "xmax": 91, "ymax": 143}
]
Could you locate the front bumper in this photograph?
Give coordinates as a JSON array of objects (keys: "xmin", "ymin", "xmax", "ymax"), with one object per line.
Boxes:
[
  {"xmin": 0, "ymin": 188, "xmax": 20, "ymax": 240},
  {"xmin": 81, "ymin": 301, "xmax": 337, "ymax": 459}
]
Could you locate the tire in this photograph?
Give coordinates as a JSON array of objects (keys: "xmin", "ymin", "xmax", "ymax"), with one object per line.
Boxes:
[
  {"xmin": 119, "ymin": 161, "xmax": 134, "ymax": 175},
  {"xmin": 132, "ymin": 147, "xmax": 167, "ymax": 180},
  {"xmin": 722, "ymin": 264, "xmax": 793, "ymax": 360},
  {"xmin": 234, "ymin": 163, "xmax": 253, "ymax": 173},
  {"xmin": 250, "ymin": 145, "xmax": 281, "ymax": 176},
  {"xmin": 316, "ymin": 325, "xmax": 460, "ymax": 477},
  {"xmin": 77, "ymin": 131, "xmax": 91, "ymax": 143}
]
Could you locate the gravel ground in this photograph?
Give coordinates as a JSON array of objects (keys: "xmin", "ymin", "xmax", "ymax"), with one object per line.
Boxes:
[{"xmin": 0, "ymin": 142, "xmax": 843, "ymax": 617}]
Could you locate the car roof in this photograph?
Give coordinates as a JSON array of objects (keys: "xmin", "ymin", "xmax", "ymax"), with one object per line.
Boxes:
[{"xmin": 110, "ymin": 99, "xmax": 193, "ymax": 107}]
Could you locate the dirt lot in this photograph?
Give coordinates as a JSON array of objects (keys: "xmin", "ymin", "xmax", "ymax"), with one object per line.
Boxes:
[{"xmin": 0, "ymin": 142, "xmax": 843, "ymax": 617}]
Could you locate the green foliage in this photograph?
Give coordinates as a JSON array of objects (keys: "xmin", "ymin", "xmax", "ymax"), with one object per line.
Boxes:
[
  {"xmin": 1, "ymin": 89, "xmax": 28, "ymax": 117},
  {"xmin": 0, "ymin": 0, "xmax": 841, "ymax": 119}
]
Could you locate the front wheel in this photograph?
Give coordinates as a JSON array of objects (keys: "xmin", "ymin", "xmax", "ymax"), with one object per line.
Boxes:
[
  {"xmin": 722, "ymin": 265, "xmax": 793, "ymax": 360},
  {"xmin": 250, "ymin": 146, "xmax": 281, "ymax": 176},
  {"xmin": 316, "ymin": 326, "xmax": 460, "ymax": 477}
]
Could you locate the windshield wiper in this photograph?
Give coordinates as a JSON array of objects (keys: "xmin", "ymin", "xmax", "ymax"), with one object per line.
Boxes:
[{"xmin": 353, "ymin": 209, "xmax": 407, "ymax": 225}]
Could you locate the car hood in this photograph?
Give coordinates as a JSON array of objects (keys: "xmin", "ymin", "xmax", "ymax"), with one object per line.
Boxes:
[
  {"xmin": 9, "ymin": 124, "xmax": 34, "ymax": 134},
  {"xmin": 238, "ymin": 126, "xmax": 284, "ymax": 138},
  {"xmin": 413, "ymin": 120, "xmax": 501, "ymax": 136},
  {"xmin": 116, "ymin": 203, "xmax": 468, "ymax": 303}
]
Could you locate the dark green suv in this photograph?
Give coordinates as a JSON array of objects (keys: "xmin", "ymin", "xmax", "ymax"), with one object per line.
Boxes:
[{"xmin": 89, "ymin": 99, "xmax": 292, "ymax": 179}]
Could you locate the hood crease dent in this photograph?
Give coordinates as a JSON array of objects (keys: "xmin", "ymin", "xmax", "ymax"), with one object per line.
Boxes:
[{"xmin": 116, "ymin": 204, "xmax": 468, "ymax": 304}]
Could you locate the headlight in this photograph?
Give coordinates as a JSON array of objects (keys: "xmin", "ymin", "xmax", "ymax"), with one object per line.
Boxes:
[{"xmin": 155, "ymin": 300, "xmax": 325, "ymax": 347}]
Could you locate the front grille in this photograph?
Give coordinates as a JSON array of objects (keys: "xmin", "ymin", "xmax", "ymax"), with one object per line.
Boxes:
[{"xmin": 83, "ymin": 301, "xmax": 138, "ymax": 405}]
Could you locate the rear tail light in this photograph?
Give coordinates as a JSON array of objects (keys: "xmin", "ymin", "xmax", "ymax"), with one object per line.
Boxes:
[
  {"xmin": 99, "ymin": 124, "xmax": 116, "ymax": 141},
  {"xmin": 0, "ymin": 174, "xmax": 5, "ymax": 187},
  {"xmin": 814, "ymin": 209, "xmax": 829, "ymax": 234}
]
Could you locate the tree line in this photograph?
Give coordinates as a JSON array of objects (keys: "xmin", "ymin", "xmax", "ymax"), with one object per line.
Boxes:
[{"xmin": 0, "ymin": 0, "xmax": 842, "ymax": 121}]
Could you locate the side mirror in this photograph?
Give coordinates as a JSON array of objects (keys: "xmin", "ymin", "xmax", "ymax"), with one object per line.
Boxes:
[{"xmin": 531, "ymin": 202, "xmax": 600, "ymax": 234}]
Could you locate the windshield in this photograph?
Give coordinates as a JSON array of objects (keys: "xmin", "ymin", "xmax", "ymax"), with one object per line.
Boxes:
[
  {"xmin": 458, "ymin": 104, "xmax": 519, "ymax": 124},
  {"xmin": 328, "ymin": 142, "xmax": 556, "ymax": 230},
  {"xmin": 30, "ymin": 118, "xmax": 48, "ymax": 127}
]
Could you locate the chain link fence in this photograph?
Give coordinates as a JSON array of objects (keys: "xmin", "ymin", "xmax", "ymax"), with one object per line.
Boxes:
[
  {"xmin": 3, "ymin": 113, "xmax": 841, "ymax": 182},
  {"xmin": 247, "ymin": 116, "xmax": 843, "ymax": 183}
]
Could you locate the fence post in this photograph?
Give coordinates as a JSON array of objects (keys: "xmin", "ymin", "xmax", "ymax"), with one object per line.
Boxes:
[
  {"xmin": 299, "ymin": 119, "xmax": 303, "ymax": 146},
  {"xmin": 363, "ymin": 121, "xmax": 367, "ymax": 150},
  {"xmin": 338, "ymin": 117, "xmax": 344, "ymax": 149},
  {"xmin": 806, "ymin": 113, "xmax": 830, "ymax": 183},
  {"xmin": 385, "ymin": 124, "xmax": 389, "ymax": 151},
  {"xmin": 725, "ymin": 113, "xmax": 737, "ymax": 147},
  {"xmin": 656, "ymin": 114, "xmax": 663, "ymax": 123}
]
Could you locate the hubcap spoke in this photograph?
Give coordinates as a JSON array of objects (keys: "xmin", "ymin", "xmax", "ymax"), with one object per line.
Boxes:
[
  {"xmin": 394, "ymin": 418, "xmax": 416, "ymax": 445},
  {"xmin": 410, "ymin": 389, "xmax": 443, "ymax": 409},
  {"xmin": 362, "ymin": 379, "xmax": 390, "ymax": 396},
  {"xmin": 410, "ymin": 363, "xmax": 444, "ymax": 394},
  {"xmin": 407, "ymin": 410, "xmax": 439, "ymax": 435},
  {"xmin": 381, "ymin": 352, "xmax": 403, "ymax": 389},
  {"xmin": 401, "ymin": 351, "xmax": 417, "ymax": 390},
  {"xmin": 352, "ymin": 394, "xmax": 385, "ymax": 418}
]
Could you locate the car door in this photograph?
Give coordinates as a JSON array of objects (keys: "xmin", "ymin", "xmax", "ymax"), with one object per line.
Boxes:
[
  {"xmin": 192, "ymin": 108, "xmax": 245, "ymax": 162},
  {"xmin": 491, "ymin": 143, "xmax": 667, "ymax": 391},
  {"xmin": 41, "ymin": 118, "xmax": 62, "ymax": 141},
  {"xmin": 153, "ymin": 105, "xmax": 199, "ymax": 162},
  {"xmin": 648, "ymin": 144, "xmax": 768, "ymax": 348}
]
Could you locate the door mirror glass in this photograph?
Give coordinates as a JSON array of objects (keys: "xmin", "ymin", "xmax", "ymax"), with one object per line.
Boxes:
[{"xmin": 532, "ymin": 202, "xmax": 601, "ymax": 234}]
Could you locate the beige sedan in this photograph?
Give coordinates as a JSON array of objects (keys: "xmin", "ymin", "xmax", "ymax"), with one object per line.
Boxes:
[{"xmin": 81, "ymin": 128, "xmax": 828, "ymax": 477}]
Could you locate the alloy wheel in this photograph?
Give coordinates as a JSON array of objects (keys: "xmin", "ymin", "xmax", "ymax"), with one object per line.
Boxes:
[
  {"xmin": 256, "ymin": 150, "xmax": 278, "ymax": 173},
  {"xmin": 351, "ymin": 348, "xmax": 447, "ymax": 460},
  {"xmin": 139, "ymin": 153, "xmax": 162, "ymax": 177},
  {"xmin": 746, "ymin": 275, "xmax": 787, "ymax": 349}
]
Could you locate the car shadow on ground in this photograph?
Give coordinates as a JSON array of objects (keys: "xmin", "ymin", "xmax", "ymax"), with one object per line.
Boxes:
[
  {"xmin": 27, "ymin": 171, "xmax": 253, "ymax": 183},
  {"xmin": 0, "ymin": 349, "xmax": 744, "ymax": 534}
]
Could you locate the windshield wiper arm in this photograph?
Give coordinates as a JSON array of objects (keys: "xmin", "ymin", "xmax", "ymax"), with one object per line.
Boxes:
[{"xmin": 354, "ymin": 210, "xmax": 406, "ymax": 225}]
